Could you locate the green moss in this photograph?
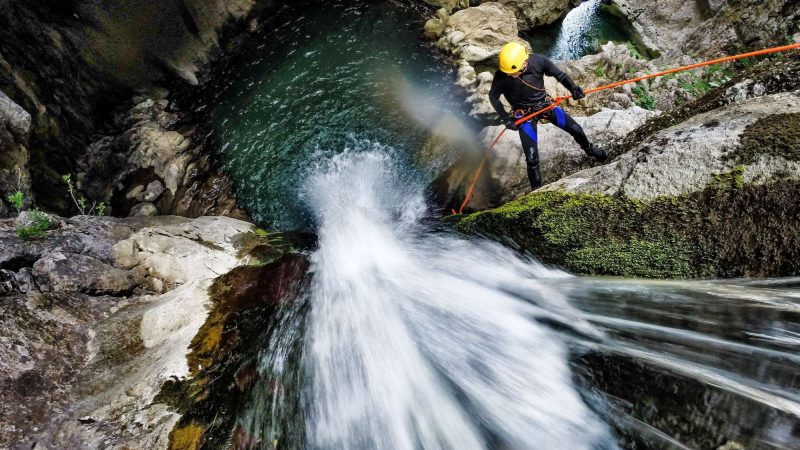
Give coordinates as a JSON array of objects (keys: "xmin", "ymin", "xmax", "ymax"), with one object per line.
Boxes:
[
  {"xmin": 730, "ymin": 113, "xmax": 800, "ymax": 165},
  {"xmin": 456, "ymin": 181, "xmax": 800, "ymax": 278},
  {"xmin": 710, "ymin": 165, "xmax": 745, "ymax": 190},
  {"xmin": 568, "ymin": 239, "xmax": 692, "ymax": 278},
  {"xmin": 626, "ymin": 41, "xmax": 644, "ymax": 60},
  {"xmin": 169, "ymin": 423, "xmax": 205, "ymax": 450}
]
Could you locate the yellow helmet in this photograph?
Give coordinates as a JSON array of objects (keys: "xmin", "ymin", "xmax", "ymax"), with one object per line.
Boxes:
[{"xmin": 498, "ymin": 42, "xmax": 528, "ymax": 74}]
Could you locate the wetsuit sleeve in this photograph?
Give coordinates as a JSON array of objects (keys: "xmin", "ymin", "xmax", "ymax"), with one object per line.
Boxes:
[
  {"xmin": 542, "ymin": 56, "xmax": 579, "ymax": 92},
  {"xmin": 489, "ymin": 75, "xmax": 511, "ymax": 122}
]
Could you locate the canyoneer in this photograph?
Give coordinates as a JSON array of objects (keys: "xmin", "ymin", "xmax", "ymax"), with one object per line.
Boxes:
[{"xmin": 489, "ymin": 42, "xmax": 607, "ymax": 190}]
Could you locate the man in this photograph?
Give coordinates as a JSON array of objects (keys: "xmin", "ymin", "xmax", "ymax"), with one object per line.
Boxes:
[{"xmin": 489, "ymin": 42, "xmax": 607, "ymax": 190}]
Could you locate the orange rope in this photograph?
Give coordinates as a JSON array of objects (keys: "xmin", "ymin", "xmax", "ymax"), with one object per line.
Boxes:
[{"xmin": 452, "ymin": 42, "xmax": 800, "ymax": 215}]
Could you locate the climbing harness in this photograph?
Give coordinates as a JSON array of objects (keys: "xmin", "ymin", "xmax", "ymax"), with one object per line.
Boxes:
[{"xmin": 451, "ymin": 42, "xmax": 800, "ymax": 215}]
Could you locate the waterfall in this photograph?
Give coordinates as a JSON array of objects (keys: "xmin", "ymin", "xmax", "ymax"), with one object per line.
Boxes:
[{"xmin": 299, "ymin": 147, "xmax": 616, "ymax": 450}]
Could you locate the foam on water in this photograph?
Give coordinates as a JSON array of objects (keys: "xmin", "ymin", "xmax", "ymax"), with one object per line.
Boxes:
[{"xmin": 300, "ymin": 148, "xmax": 616, "ymax": 449}]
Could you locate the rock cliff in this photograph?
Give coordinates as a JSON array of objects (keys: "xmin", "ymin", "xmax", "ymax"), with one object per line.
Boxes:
[
  {"xmin": 0, "ymin": 0, "xmax": 264, "ymax": 218},
  {"xmin": 0, "ymin": 214, "xmax": 302, "ymax": 448}
]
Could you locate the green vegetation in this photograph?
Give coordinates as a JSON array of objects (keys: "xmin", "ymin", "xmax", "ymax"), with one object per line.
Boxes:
[
  {"xmin": 678, "ymin": 73, "xmax": 712, "ymax": 97},
  {"xmin": 593, "ymin": 64, "xmax": 607, "ymax": 78},
  {"xmin": 626, "ymin": 41, "xmax": 644, "ymax": 59},
  {"xmin": 16, "ymin": 209, "xmax": 53, "ymax": 240},
  {"xmin": 711, "ymin": 165, "xmax": 745, "ymax": 190},
  {"xmin": 63, "ymin": 174, "xmax": 106, "ymax": 216},
  {"xmin": 6, "ymin": 191, "xmax": 24, "ymax": 211},
  {"xmin": 455, "ymin": 181, "xmax": 800, "ymax": 279},
  {"xmin": 631, "ymin": 84, "xmax": 655, "ymax": 110},
  {"xmin": 5, "ymin": 189, "xmax": 55, "ymax": 240}
]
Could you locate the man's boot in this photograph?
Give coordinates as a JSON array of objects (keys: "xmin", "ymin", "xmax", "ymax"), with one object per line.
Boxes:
[
  {"xmin": 527, "ymin": 162, "xmax": 542, "ymax": 190},
  {"xmin": 585, "ymin": 144, "xmax": 608, "ymax": 163}
]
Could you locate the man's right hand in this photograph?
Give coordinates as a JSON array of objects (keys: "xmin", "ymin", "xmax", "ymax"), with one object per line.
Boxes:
[{"xmin": 504, "ymin": 118, "xmax": 518, "ymax": 130}]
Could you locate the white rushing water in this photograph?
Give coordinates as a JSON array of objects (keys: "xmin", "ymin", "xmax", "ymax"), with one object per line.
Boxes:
[{"xmin": 300, "ymin": 147, "xmax": 617, "ymax": 450}]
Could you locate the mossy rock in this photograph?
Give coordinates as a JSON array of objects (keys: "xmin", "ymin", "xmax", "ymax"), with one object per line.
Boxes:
[
  {"xmin": 169, "ymin": 423, "xmax": 205, "ymax": 450},
  {"xmin": 610, "ymin": 53, "xmax": 800, "ymax": 159},
  {"xmin": 456, "ymin": 181, "xmax": 800, "ymax": 278},
  {"xmin": 731, "ymin": 112, "xmax": 800, "ymax": 165}
]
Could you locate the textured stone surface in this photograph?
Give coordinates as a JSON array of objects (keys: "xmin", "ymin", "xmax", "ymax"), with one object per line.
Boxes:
[
  {"xmin": 612, "ymin": 0, "xmax": 800, "ymax": 57},
  {"xmin": 32, "ymin": 252, "xmax": 137, "ymax": 295},
  {"xmin": 130, "ymin": 202, "xmax": 160, "ymax": 217},
  {"xmin": 543, "ymin": 91, "xmax": 800, "ymax": 199},
  {"xmin": 0, "ymin": 214, "xmax": 261, "ymax": 448},
  {"xmin": 479, "ymin": 0, "xmax": 581, "ymax": 29},
  {"xmin": 113, "ymin": 216, "xmax": 254, "ymax": 285},
  {"xmin": 437, "ymin": 3, "xmax": 525, "ymax": 64},
  {"xmin": 0, "ymin": 89, "xmax": 31, "ymax": 137}
]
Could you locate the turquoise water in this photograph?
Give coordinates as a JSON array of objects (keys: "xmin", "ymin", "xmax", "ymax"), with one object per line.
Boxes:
[
  {"xmin": 524, "ymin": 0, "xmax": 636, "ymax": 61},
  {"xmin": 211, "ymin": 1, "xmax": 472, "ymax": 229},
  {"xmin": 210, "ymin": 0, "xmax": 640, "ymax": 229}
]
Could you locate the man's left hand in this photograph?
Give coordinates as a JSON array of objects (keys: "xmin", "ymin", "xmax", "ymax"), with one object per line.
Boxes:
[{"xmin": 571, "ymin": 86, "xmax": 586, "ymax": 100}]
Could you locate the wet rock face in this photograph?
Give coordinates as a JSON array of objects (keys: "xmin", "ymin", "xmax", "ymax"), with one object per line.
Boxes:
[
  {"xmin": 166, "ymin": 254, "xmax": 310, "ymax": 450},
  {"xmin": 577, "ymin": 352, "xmax": 800, "ymax": 449}
]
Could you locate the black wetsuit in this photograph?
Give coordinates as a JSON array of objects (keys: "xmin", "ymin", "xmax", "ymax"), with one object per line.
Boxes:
[{"xmin": 489, "ymin": 54, "xmax": 592, "ymax": 189}]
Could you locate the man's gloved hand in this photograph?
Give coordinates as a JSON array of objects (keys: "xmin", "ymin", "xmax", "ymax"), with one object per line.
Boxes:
[
  {"xmin": 571, "ymin": 85, "xmax": 586, "ymax": 100},
  {"xmin": 504, "ymin": 118, "xmax": 518, "ymax": 130}
]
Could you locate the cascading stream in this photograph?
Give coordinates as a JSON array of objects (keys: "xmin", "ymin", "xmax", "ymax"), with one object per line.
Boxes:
[
  {"xmin": 299, "ymin": 147, "xmax": 617, "ymax": 449},
  {"xmin": 237, "ymin": 147, "xmax": 800, "ymax": 449}
]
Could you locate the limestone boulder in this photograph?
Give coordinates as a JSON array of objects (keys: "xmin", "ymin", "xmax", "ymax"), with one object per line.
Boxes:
[
  {"xmin": 479, "ymin": 0, "xmax": 581, "ymax": 30},
  {"xmin": 112, "ymin": 216, "xmax": 254, "ymax": 286},
  {"xmin": 130, "ymin": 202, "xmax": 159, "ymax": 217},
  {"xmin": 437, "ymin": 3, "xmax": 528, "ymax": 64},
  {"xmin": 32, "ymin": 252, "xmax": 137, "ymax": 295},
  {"xmin": 544, "ymin": 91, "xmax": 800, "ymax": 199}
]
